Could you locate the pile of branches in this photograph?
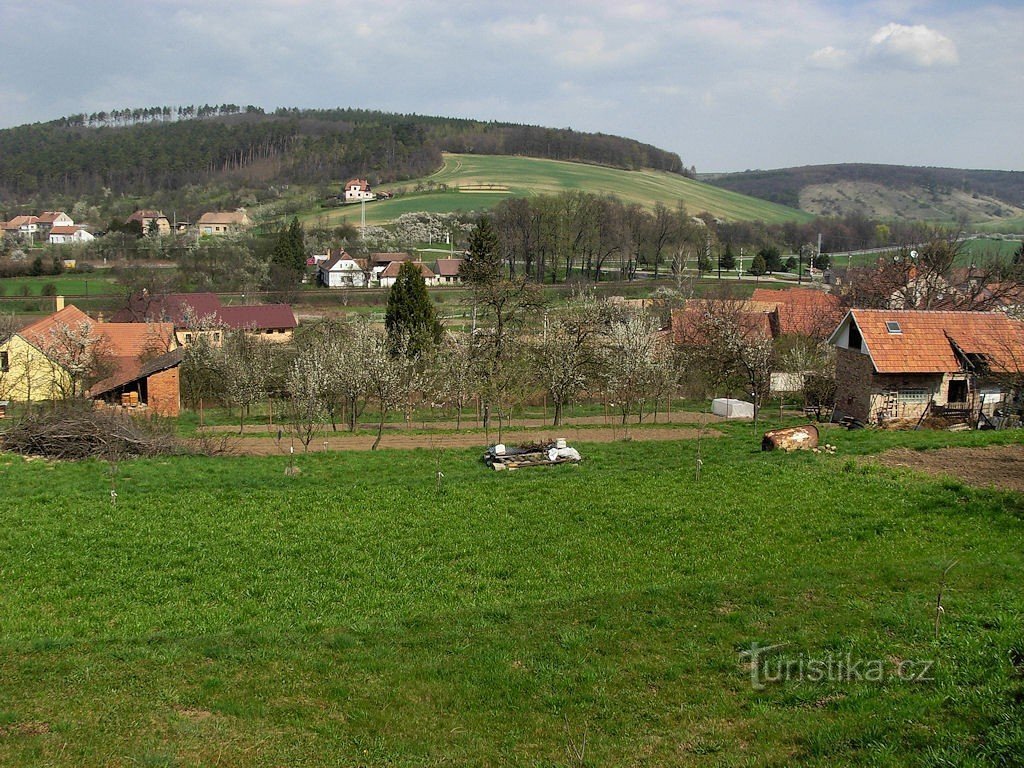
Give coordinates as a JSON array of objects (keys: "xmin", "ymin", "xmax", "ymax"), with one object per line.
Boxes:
[{"xmin": 1, "ymin": 405, "xmax": 186, "ymax": 460}]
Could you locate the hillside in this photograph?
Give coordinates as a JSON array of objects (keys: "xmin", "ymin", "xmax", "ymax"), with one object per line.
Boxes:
[
  {"xmin": 309, "ymin": 153, "xmax": 812, "ymax": 227},
  {"xmin": 0, "ymin": 106, "xmax": 686, "ymax": 208},
  {"xmin": 704, "ymin": 164, "xmax": 1024, "ymax": 226}
]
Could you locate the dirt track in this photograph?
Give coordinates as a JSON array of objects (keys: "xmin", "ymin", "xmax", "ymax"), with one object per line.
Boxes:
[
  {"xmin": 870, "ymin": 444, "xmax": 1024, "ymax": 493},
  {"xmin": 219, "ymin": 425, "xmax": 719, "ymax": 455},
  {"xmin": 197, "ymin": 410, "xmax": 726, "ymax": 435}
]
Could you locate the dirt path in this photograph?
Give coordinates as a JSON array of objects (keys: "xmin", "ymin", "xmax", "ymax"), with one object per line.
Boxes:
[
  {"xmin": 870, "ymin": 444, "xmax": 1024, "ymax": 493},
  {"xmin": 198, "ymin": 410, "xmax": 727, "ymax": 435},
  {"xmin": 221, "ymin": 426, "xmax": 720, "ymax": 455}
]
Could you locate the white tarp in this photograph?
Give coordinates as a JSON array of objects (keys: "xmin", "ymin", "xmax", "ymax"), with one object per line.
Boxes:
[{"xmin": 712, "ymin": 398, "xmax": 755, "ymax": 419}]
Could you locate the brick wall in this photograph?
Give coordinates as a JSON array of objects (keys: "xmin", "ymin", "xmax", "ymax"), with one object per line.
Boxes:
[{"xmin": 147, "ymin": 366, "xmax": 180, "ymax": 417}]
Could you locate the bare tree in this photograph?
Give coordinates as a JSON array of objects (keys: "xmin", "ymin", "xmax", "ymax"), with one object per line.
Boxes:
[
  {"xmin": 601, "ymin": 312, "xmax": 663, "ymax": 425},
  {"xmin": 219, "ymin": 331, "xmax": 271, "ymax": 433},
  {"xmin": 532, "ymin": 290, "xmax": 610, "ymax": 425},
  {"xmin": 43, "ymin": 320, "xmax": 114, "ymax": 399},
  {"xmin": 363, "ymin": 326, "xmax": 408, "ymax": 450},
  {"xmin": 428, "ymin": 331, "xmax": 477, "ymax": 429},
  {"xmin": 285, "ymin": 347, "xmax": 331, "ymax": 452}
]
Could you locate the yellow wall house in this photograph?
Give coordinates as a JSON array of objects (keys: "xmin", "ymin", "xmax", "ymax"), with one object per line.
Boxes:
[{"xmin": 0, "ymin": 305, "xmax": 87, "ymax": 402}]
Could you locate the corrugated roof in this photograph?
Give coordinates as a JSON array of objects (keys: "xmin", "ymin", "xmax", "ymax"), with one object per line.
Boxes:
[{"xmin": 844, "ymin": 309, "xmax": 1024, "ymax": 374}]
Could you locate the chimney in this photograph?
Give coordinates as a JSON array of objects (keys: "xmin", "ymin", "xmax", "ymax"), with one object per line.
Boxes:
[{"xmin": 55, "ymin": 295, "xmax": 65, "ymax": 312}]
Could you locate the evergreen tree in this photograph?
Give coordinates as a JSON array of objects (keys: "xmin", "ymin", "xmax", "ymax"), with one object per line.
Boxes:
[
  {"xmin": 719, "ymin": 242, "xmax": 736, "ymax": 271},
  {"xmin": 749, "ymin": 253, "xmax": 767, "ymax": 282},
  {"xmin": 385, "ymin": 261, "xmax": 442, "ymax": 358},
  {"xmin": 270, "ymin": 217, "xmax": 306, "ymax": 283},
  {"xmin": 758, "ymin": 245, "xmax": 782, "ymax": 273},
  {"xmin": 462, "ymin": 216, "xmax": 502, "ymax": 285}
]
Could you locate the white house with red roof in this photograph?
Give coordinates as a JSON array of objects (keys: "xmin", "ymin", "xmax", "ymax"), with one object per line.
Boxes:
[
  {"xmin": 318, "ymin": 249, "xmax": 368, "ymax": 288},
  {"xmin": 48, "ymin": 225, "xmax": 94, "ymax": 245},
  {"xmin": 343, "ymin": 178, "xmax": 375, "ymax": 202}
]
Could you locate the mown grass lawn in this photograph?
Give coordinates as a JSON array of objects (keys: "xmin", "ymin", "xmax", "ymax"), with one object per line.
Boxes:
[{"xmin": 1, "ymin": 428, "xmax": 1022, "ymax": 766}]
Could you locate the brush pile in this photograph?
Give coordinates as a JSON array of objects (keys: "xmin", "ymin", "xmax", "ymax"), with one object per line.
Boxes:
[
  {"xmin": 483, "ymin": 439, "xmax": 582, "ymax": 471},
  {"xmin": 1, "ymin": 405, "xmax": 184, "ymax": 460}
]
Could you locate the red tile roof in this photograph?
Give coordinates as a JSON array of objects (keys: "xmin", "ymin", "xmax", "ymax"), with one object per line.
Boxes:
[
  {"xmin": 217, "ymin": 304, "xmax": 297, "ymax": 330},
  {"xmin": 750, "ymin": 287, "xmax": 843, "ymax": 339},
  {"xmin": 18, "ymin": 304, "xmax": 177, "ymax": 395},
  {"xmin": 127, "ymin": 210, "xmax": 167, "ymax": 222},
  {"xmin": 840, "ymin": 309, "xmax": 1024, "ymax": 374},
  {"xmin": 37, "ymin": 211, "xmax": 68, "ymax": 223},
  {"xmin": 671, "ymin": 301, "xmax": 774, "ymax": 344},
  {"xmin": 111, "ymin": 292, "xmax": 223, "ymax": 325},
  {"xmin": 434, "ymin": 258, "xmax": 464, "ymax": 277},
  {"xmin": 19, "ymin": 305, "xmax": 93, "ymax": 348},
  {"xmin": 380, "ymin": 260, "xmax": 435, "ymax": 279},
  {"xmin": 48, "ymin": 225, "xmax": 83, "ymax": 235}
]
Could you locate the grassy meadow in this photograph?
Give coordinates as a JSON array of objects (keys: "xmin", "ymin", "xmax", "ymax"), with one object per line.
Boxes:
[
  {"xmin": 307, "ymin": 154, "xmax": 814, "ymax": 228},
  {"xmin": 1, "ymin": 425, "xmax": 1023, "ymax": 766}
]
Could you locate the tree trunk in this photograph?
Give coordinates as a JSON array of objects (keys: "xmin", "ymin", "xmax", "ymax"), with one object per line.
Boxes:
[
  {"xmin": 372, "ymin": 411, "xmax": 385, "ymax": 450},
  {"xmin": 553, "ymin": 400, "xmax": 562, "ymax": 426}
]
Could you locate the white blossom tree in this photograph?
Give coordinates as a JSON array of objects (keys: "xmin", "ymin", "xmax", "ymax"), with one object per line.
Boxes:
[{"xmin": 601, "ymin": 312, "xmax": 663, "ymax": 425}]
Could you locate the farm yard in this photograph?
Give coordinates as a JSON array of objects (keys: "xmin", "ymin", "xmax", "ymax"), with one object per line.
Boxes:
[{"xmin": 1, "ymin": 425, "xmax": 1023, "ymax": 766}]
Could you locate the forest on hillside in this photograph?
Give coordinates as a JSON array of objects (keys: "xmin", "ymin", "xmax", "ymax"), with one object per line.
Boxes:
[
  {"xmin": 0, "ymin": 106, "xmax": 688, "ymax": 202},
  {"xmin": 706, "ymin": 164, "xmax": 1024, "ymax": 211}
]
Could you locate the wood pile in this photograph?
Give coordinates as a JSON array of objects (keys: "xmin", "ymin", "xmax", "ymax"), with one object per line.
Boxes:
[{"xmin": 483, "ymin": 440, "xmax": 582, "ymax": 471}]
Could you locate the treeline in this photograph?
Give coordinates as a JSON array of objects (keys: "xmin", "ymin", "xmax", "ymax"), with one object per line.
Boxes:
[
  {"xmin": 487, "ymin": 194, "xmax": 943, "ymax": 283},
  {"xmin": 707, "ymin": 164, "xmax": 1024, "ymax": 211},
  {"xmin": 0, "ymin": 107, "xmax": 688, "ymax": 200},
  {"xmin": 53, "ymin": 104, "xmax": 265, "ymax": 128}
]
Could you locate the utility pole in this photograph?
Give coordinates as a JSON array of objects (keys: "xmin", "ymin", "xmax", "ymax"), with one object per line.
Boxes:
[{"xmin": 738, "ymin": 246, "xmax": 743, "ymax": 281}]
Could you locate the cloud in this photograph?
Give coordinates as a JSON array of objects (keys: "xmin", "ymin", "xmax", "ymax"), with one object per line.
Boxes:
[
  {"xmin": 807, "ymin": 46, "xmax": 851, "ymax": 69},
  {"xmin": 867, "ymin": 22, "xmax": 958, "ymax": 68}
]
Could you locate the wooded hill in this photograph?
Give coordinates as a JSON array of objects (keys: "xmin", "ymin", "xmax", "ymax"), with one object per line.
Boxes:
[
  {"xmin": 704, "ymin": 164, "xmax": 1024, "ymax": 225},
  {"xmin": 0, "ymin": 106, "xmax": 688, "ymax": 201}
]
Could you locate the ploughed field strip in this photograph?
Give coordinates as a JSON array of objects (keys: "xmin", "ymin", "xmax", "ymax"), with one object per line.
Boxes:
[{"xmin": 869, "ymin": 443, "xmax": 1024, "ymax": 493}]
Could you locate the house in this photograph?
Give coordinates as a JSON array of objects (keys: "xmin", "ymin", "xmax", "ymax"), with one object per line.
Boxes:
[
  {"xmin": 127, "ymin": 210, "xmax": 171, "ymax": 235},
  {"xmin": 0, "ymin": 303, "xmax": 180, "ymax": 414},
  {"xmin": 1, "ymin": 215, "xmax": 40, "ymax": 240},
  {"xmin": 343, "ymin": 178, "xmax": 375, "ymax": 202},
  {"xmin": 197, "ymin": 210, "xmax": 253, "ymax": 236},
  {"xmin": 378, "ymin": 260, "xmax": 437, "ymax": 288},
  {"xmin": 48, "ymin": 225, "xmax": 95, "ymax": 245},
  {"xmin": 318, "ymin": 250, "xmax": 368, "ymax": 288},
  {"xmin": 369, "ymin": 253, "xmax": 411, "ymax": 285},
  {"xmin": 111, "ymin": 291, "xmax": 297, "ymax": 344},
  {"xmin": 35, "ymin": 211, "xmax": 74, "ymax": 237},
  {"xmin": 749, "ymin": 287, "xmax": 844, "ymax": 340},
  {"xmin": 433, "ymin": 258, "xmax": 464, "ymax": 284},
  {"xmin": 829, "ymin": 309, "xmax": 1024, "ymax": 423}
]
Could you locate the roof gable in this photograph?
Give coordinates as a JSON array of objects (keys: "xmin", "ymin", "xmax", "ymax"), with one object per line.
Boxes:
[{"xmin": 840, "ymin": 309, "xmax": 1024, "ymax": 374}]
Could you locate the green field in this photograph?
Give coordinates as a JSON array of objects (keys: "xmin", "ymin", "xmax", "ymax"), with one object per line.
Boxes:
[
  {"xmin": 1, "ymin": 427, "xmax": 1022, "ymax": 765},
  {"xmin": 0, "ymin": 273, "xmax": 118, "ymax": 299},
  {"xmin": 308, "ymin": 154, "xmax": 814, "ymax": 228}
]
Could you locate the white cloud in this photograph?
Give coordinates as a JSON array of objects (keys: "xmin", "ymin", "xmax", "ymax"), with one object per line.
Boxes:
[
  {"xmin": 807, "ymin": 46, "xmax": 851, "ymax": 69},
  {"xmin": 867, "ymin": 22, "xmax": 958, "ymax": 68}
]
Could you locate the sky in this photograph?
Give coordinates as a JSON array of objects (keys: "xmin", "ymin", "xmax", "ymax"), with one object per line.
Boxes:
[{"xmin": 1, "ymin": 0, "xmax": 1021, "ymax": 173}]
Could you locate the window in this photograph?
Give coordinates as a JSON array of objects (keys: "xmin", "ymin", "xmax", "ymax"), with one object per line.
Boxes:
[
  {"xmin": 184, "ymin": 333, "xmax": 193, "ymax": 344},
  {"xmin": 898, "ymin": 388, "xmax": 929, "ymax": 403},
  {"xmin": 885, "ymin": 321, "xmax": 902, "ymax": 334},
  {"xmin": 0, "ymin": 351, "xmax": 8, "ymax": 372}
]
